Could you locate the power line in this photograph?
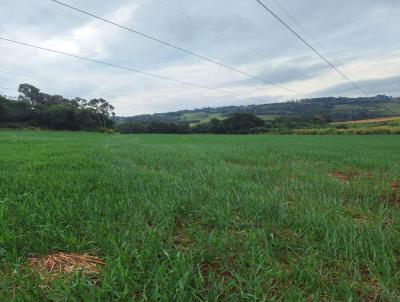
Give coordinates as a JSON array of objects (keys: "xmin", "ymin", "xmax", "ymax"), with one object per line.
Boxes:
[
  {"xmin": 0, "ymin": 84, "xmax": 169, "ymax": 111},
  {"xmin": 255, "ymin": 0, "xmax": 369, "ymax": 97},
  {"xmin": 0, "ymin": 68, "xmax": 82, "ymax": 86},
  {"xmin": 0, "ymin": 69, "xmax": 167, "ymax": 107},
  {"xmin": 153, "ymin": 0, "xmax": 272, "ymax": 62},
  {"xmin": 0, "ymin": 81, "xmax": 180, "ymax": 111},
  {"xmin": 48, "ymin": 0, "xmax": 307, "ymax": 97},
  {"xmin": 0, "ymin": 87, "xmax": 19, "ymax": 101},
  {"xmin": 0, "ymin": 37, "xmax": 247, "ymax": 99},
  {"xmin": 0, "ymin": 71, "xmax": 216, "ymax": 112},
  {"xmin": 0, "ymin": 69, "xmax": 183, "ymax": 110},
  {"xmin": 268, "ymin": 0, "xmax": 349, "ymax": 72},
  {"xmin": 4, "ymin": 63, "xmax": 278, "ymax": 113},
  {"xmin": 0, "ymin": 86, "xmax": 17, "ymax": 92}
]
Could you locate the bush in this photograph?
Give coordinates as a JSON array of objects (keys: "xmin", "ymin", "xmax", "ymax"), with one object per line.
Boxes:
[
  {"xmin": 98, "ymin": 128, "xmax": 115, "ymax": 134},
  {"xmin": 192, "ymin": 113, "xmax": 266, "ymax": 134},
  {"xmin": 0, "ymin": 123, "xmax": 25, "ymax": 129}
]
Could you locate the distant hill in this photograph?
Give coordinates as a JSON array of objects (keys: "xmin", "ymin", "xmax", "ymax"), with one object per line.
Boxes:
[{"xmin": 117, "ymin": 95, "xmax": 400, "ymax": 124}]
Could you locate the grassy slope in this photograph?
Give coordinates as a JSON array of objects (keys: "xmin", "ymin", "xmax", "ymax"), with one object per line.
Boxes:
[
  {"xmin": 1, "ymin": 132, "xmax": 400, "ymax": 301},
  {"xmin": 334, "ymin": 117, "xmax": 400, "ymax": 125},
  {"xmin": 181, "ymin": 113, "xmax": 224, "ymax": 124},
  {"xmin": 333, "ymin": 117, "xmax": 400, "ymax": 129},
  {"xmin": 170, "ymin": 98, "xmax": 400, "ymax": 124},
  {"xmin": 180, "ymin": 113, "xmax": 280, "ymax": 124}
]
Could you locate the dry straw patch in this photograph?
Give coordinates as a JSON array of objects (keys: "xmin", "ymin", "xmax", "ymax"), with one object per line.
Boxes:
[{"xmin": 27, "ymin": 252, "xmax": 105, "ymax": 278}]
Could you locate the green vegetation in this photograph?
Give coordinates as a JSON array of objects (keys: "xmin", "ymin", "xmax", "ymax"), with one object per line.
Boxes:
[
  {"xmin": 191, "ymin": 113, "xmax": 267, "ymax": 134},
  {"xmin": 116, "ymin": 120, "xmax": 190, "ymax": 134},
  {"xmin": 334, "ymin": 117, "xmax": 400, "ymax": 128},
  {"xmin": 2, "ymin": 85, "xmax": 400, "ymax": 135},
  {"xmin": 116, "ymin": 113, "xmax": 268, "ymax": 134},
  {"xmin": 295, "ymin": 117, "xmax": 400, "ymax": 135},
  {"xmin": 294, "ymin": 126, "xmax": 400, "ymax": 135},
  {"xmin": 1, "ymin": 131, "xmax": 400, "ymax": 300},
  {"xmin": 116, "ymin": 96, "xmax": 400, "ymax": 135},
  {"xmin": 181, "ymin": 113, "xmax": 224, "ymax": 124},
  {"xmin": 121, "ymin": 95, "xmax": 400, "ymax": 125},
  {"xmin": 0, "ymin": 84, "xmax": 114, "ymax": 131}
]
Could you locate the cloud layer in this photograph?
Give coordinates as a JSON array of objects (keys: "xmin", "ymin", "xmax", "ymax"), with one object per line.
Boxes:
[{"xmin": 1, "ymin": 0, "xmax": 399, "ymax": 115}]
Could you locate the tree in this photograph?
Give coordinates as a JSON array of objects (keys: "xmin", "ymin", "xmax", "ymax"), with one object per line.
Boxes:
[
  {"xmin": 18, "ymin": 83, "xmax": 41, "ymax": 105},
  {"xmin": 1, "ymin": 84, "xmax": 115, "ymax": 131},
  {"xmin": 89, "ymin": 98, "xmax": 115, "ymax": 129},
  {"xmin": 191, "ymin": 113, "xmax": 267, "ymax": 134},
  {"xmin": 222, "ymin": 113, "xmax": 266, "ymax": 133}
]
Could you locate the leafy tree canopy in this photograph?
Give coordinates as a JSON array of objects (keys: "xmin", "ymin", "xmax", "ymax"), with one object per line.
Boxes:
[{"xmin": 0, "ymin": 84, "xmax": 114, "ymax": 131}]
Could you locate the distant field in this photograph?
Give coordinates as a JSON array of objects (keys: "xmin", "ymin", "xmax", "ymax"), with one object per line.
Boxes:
[
  {"xmin": 180, "ymin": 113, "xmax": 281, "ymax": 124},
  {"xmin": 257, "ymin": 115, "xmax": 282, "ymax": 121},
  {"xmin": 334, "ymin": 117, "xmax": 400, "ymax": 125},
  {"xmin": 1, "ymin": 132, "xmax": 400, "ymax": 300},
  {"xmin": 181, "ymin": 112, "xmax": 224, "ymax": 124},
  {"xmin": 125, "ymin": 96, "xmax": 400, "ymax": 125}
]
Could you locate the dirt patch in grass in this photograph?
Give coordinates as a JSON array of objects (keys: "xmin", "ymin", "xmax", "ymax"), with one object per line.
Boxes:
[
  {"xmin": 381, "ymin": 181, "xmax": 400, "ymax": 206},
  {"xmin": 352, "ymin": 213, "xmax": 367, "ymax": 225},
  {"xmin": 390, "ymin": 181, "xmax": 399, "ymax": 205},
  {"xmin": 198, "ymin": 257, "xmax": 238, "ymax": 297},
  {"xmin": 27, "ymin": 252, "xmax": 105, "ymax": 278},
  {"xmin": 172, "ymin": 218, "xmax": 195, "ymax": 250},
  {"xmin": 343, "ymin": 207, "xmax": 368, "ymax": 225},
  {"xmin": 331, "ymin": 171, "xmax": 359, "ymax": 182},
  {"xmin": 173, "ymin": 232, "xmax": 192, "ymax": 249},
  {"xmin": 354, "ymin": 265, "xmax": 381, "ymax": 302},
  {"xmin": 200, "ymin": 260, "xmax": 233, "ymax": 280}
]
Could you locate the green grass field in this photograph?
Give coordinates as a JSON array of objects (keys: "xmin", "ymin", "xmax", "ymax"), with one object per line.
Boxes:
[
  {"xmin": 180, "ymin": 113, "xmax": 225, "ymax": 124},
  {"xmin": 1, "ymin": 131, "xmax": 400, "ymax": 301}
]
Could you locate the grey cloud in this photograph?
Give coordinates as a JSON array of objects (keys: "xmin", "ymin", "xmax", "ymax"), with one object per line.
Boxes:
[
  {"xmin": 222, "ymin": 59, "xmax": 328, "ymax": 88},
  {"xmin": 314, "ymin": 74, "xmax": 400, "ymax": 97},
  {"xmin": 0, "ymin": 0, "xmax": 399, "ymax": 116}
]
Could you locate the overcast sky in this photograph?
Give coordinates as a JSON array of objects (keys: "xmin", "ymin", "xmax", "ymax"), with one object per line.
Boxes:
[{"xmin": 1, "ymin": 0, "xmax": 399, "ymax": 116}]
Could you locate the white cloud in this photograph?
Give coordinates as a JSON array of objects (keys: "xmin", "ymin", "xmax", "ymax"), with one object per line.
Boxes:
[{"xmin": 0, "ymin": 0, "xmax": 399, "ymax": 116}]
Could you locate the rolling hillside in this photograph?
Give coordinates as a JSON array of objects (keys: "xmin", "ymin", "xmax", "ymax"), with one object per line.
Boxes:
[{"xmin": 118, "ymin": 95, "xmax": 400, "ymax": 124}]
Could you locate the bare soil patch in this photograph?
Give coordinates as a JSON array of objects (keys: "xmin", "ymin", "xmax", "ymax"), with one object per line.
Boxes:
[
  {"xmin": 381, "ymin": 181, "xmax": 400, "ymax": 206},
  {"xmin": 331, "ymin": 171, "xmax": 359, "ymax": 182},
  {"xmin": 390, "ymin": 181, "xmax": 399, "ymax": 205},
  {"xmin": 200, "ymin": 260, "xmax": 233, "ymax": 280}
]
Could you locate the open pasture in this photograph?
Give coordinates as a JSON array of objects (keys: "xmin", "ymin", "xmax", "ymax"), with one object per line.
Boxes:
[{"xmin": 0, "ymin": 131, "xmax": 400, "ymax": 301}]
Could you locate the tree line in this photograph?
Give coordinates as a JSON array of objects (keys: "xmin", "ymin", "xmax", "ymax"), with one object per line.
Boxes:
[
  {"xmin": 3, "ymin": 84, "xmax": 393, "ymax": 135},
  {"xmin": 121, "ymin": 95, "xmax": 396, "ymax": 125},
  {"xmin": 2, "ymin": 84, "xmax": 275, "ymax": 134},
  {"xmin": 0, "ymin": 84, "xmax": 115, "ymax": 131},
  {"xmin": 0, "ymin": 84, "xmax": 330, "ymax": 134},
  {"xmin": 191, "ymin": 113, "xmax": 267, "ymax": 134},
  {"xmin": 115, "ymin": 113, "xmax": 330, "ymax": 134}
]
